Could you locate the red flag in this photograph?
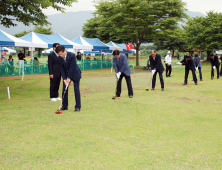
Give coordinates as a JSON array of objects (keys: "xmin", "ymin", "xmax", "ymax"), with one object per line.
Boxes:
[{"xmin": 126, "ymin": 43, "xmax": 133, "ymax": 50}]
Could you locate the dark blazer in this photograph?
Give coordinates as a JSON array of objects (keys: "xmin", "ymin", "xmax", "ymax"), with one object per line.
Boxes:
[
  {"xmin": 180, "ymin": 58, "xmax": 195, "ymax": 70},
  {"xmin": 149, "ymin": 53, "xmax": 164, "ymax": 72},
  {"xmin": 58, "ymin": 51, "xmax": 81, "ymax": 81},
  {"xmin": 113, "ymin": 53, "xmax": 131, "ymax": 76},
  {"xmin": 48, "ymin": 51, "xmax": 61, "ymax": 77},
  {"xmin": 210, "ymin": 55, "xmax": 220, "ymax": 67}
]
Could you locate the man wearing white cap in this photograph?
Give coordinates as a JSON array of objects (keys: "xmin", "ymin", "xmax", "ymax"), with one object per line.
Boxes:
[{"xmin": 165, "ymin": 51, "xmax": 172, "ymax": 77}]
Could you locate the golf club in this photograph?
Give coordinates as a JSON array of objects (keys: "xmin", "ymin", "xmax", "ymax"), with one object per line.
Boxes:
[
  {"xmin": 112, "ymin": 78, "xmax": 118, "ymax": 100},
  {"xmin": 55, "ymin": 84, "xmax": 69, "ymax": 114},
  {"xmin": 146, "ymin": 70, "xmax": 155, "ymax": 91}
]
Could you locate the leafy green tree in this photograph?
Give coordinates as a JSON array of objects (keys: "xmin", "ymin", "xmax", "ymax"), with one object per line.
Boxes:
[
  {"xmin": 0, "ymin": 0, "xmax": 77, "ymax": 28},
  {"xmin": 184, "ymin": 11, "xmax": 222, "ymax": 60},
  {"xmin": 154, "ymin": 27, "xmax": 187, "ymax": 57},
  {"xmin": 83, "ymin": 0, "xmax": 187, "ymax": 66},
  {"xmin": 14, "ymin": 31, "xmax": 30, "ymax": 38}
]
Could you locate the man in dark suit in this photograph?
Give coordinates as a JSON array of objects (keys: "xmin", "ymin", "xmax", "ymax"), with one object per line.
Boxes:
[
  {"xmin": 113, "ymin": 50, "xmax": 133, "ymax": 98},
  {"xmin": 56, "ymin": 45, "xmax": 82, "ymax": 112},
  {"xmin": 210, "ymin": 53, "xmax": 220, "ymax": 79},
  {"xmin": 149, "ymin": 50, "xmax": 164, "ymax": 91},
  {"xmin": 180, "ymin": 54, "xmax": 198, "ymax": 85},
  {"xmin": 48, "ymin": 43, "xmax": 61, "ymax": 101}
]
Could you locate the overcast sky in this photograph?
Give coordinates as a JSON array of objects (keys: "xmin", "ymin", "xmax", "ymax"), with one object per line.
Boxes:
[{"xmin": 42, "ymin": 0, "xmax": 222, "ymax": 15}]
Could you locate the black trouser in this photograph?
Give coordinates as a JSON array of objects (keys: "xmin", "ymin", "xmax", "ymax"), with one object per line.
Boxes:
[
  {"xmin": 184, "ymin": 67, "xmax": 197, "ymax": 84},
  {"xmin": 152, "ymin": 70, "xmax": 164, "ymax": 89},
  {"xmin": 50, "ymin": 76, "xmax": 61, "ymax": 98},
  {"xmin": 166, "ymin": 64, "xmax": 172, "ymax": 77},
  {"xmin": 220, "ymin": 64, "xmax": 222, "ymax": 76},
  {"xmin": 211, "ymin": 66, "xmax": 220, "ymax": 78},
  {"xmin": 62, "ymin": 80, "xmax": 81, "ymax": 109},
  {"xmin": 197, "ymin": 67, "xmax": 202, "ymax": 80},
  {"xmin": 116, "ymin": 73, "xmax": 133, "ymax": 97}
]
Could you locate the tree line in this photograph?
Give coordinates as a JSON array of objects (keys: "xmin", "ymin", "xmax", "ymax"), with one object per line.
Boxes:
[{"xmin": 82, "ymin": 0, "xmax": 222, "ymax": 64}]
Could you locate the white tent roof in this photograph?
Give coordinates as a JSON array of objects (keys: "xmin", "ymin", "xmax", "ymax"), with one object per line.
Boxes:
[{"xmin": 0, "ymin": 29, "xmax": 32, "ymax": 47}]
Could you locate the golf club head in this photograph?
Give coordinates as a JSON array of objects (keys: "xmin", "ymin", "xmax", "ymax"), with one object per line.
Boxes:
[
  {"xmin": 146, "ymin": 88, "xmax": 149, "ymax": 91},
  {"xmin": 55, "ymin": 109, "xmax": 62, "ymax": 114},
  {"xmin": 112, "ymin": 96, "xmax": 116, "ymax": 100}
]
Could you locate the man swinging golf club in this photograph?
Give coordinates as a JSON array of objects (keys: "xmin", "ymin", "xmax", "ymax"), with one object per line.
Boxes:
[
  {"xmin": 56, "ymin": 45, "xmax": 81, "ymax": 112},
  {"xmin": 149, "ymin": 50, "xmax": 164, "ymax": 91},
  {"xmin": 112, "ymin": 50, "xmax": 133, "ymax": 98},
  {"xmin": 180, "ymin": 54, "xmax": 198, "ymax": 85}
]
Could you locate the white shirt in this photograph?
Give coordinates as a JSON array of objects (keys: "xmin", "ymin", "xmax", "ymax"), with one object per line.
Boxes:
[
  {"xmin": 64, "ymin": 54, "xmax": 67, "ymax": 62},
  {"xmin": 54, "ymin": 51, "xmax": 59, "ymax": 57},
  {"xmin": 165, "ymin": 55, "xmax": 171, "ymax": 65}
]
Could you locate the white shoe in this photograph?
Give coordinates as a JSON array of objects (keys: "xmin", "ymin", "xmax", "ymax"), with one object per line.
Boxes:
[
  {"xmin": 50, "ymin": 98, "xmax": 57, "ymax": 101},
  {"xmin": 56, "ymin": 97, "xmax": 62, "ymax": 101}
]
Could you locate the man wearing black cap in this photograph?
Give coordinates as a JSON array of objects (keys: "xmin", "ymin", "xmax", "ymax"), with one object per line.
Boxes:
[
  {"xmin": 149, "ymin": 50, "xmax": 164, "ymax": 91},
  {"xmin": 210, "ymin": 53, "xmax": 220, "ymax": 79},
  {"xmin": 180, "ymin": 54, "xmax": 198, "ymax": 85}
]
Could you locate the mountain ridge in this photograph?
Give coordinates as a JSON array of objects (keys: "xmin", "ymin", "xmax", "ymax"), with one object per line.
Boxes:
[{"xmin": 0, "ymin": 11, "xmax": 206, "ymax": 40}]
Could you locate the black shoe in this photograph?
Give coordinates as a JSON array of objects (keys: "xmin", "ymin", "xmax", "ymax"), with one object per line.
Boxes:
[
  {"xmin": 217, "ymin": 77, "xmax": 219, "ymax": 79},
  {"xmin": 129, "ymin": 95, "xmax": 133, "ymax": 98},
  {"xmin": 195, "ymin": 83, "xmax": 198, "ymax": 85},
  {"xmin": 61, "ymin": 107, "xmax": 68, "ymax": 110},
  {"xmin": 211, "ymin": 77, "xmax": 214, "ymax": 80},
  {"xmin": 200, "ymin": 79, "xmax": 203, "ymax": 81},
  {"xmin": 74, "ymin": 108, "xmax": 80, "ymax": 112},
  {"xmin": 166, "ymin": 76, "xmax": 168, "ymax": 77},
  {"xmin": 161, "ymin": 88, "xmax": 164, "ymax": 91},
  {"xmin": 151, "ymin": 88, "xmax": 154, "ymax": 90},
  {"xmin": 183, "ymin": 83, "xmax": 187, "ymax": 85}
]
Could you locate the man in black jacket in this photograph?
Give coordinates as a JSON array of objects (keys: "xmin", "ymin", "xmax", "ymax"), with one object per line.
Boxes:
[
  {"xmin": 180, "ymin": 55, "xmax": 198, "ymax": 85},
  {"xmin": 149, "ymin": 50, "xmax": 164, "ymax": 91},
  {"xmin": 48, "ymin": 43, "xmax": 61, "ymax": 101},
  {"xmin": 210, "ymin": 53, "xmax": 220, "ymax": 79}
]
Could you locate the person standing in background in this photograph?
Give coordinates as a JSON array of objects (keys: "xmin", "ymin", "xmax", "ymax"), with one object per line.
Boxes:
[
  {"xmin": 165, "ymin": 51, "xmax": 172, "ymax": 77},
  {"xmin": 48, "ymin": 43, "xmax": 62, "ymax": 101},
  {"xmin": 76, "ymin": 52, "xmax": 82, "ymax": 60},
  {"xmin": 193, "ymin": 54, "xmax": 203, "ymax": 81},
  {"xmin": 2, "ymin": 49, "xmax": 7, "ymax": 63},
  {"xmin": 7, "ymin": 55, "xmax": 15, "ymax": 75},
  {"xmin": 18, "ymin": 49, "xmax": 25, "ymax": 75}
]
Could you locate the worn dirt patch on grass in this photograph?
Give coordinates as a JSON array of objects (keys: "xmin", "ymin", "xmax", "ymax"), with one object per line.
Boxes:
[{"xmin": 176, "ymin": 97, "xmax": 192, "ymax": 102}]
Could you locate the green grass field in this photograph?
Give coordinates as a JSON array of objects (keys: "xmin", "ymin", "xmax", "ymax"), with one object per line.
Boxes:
[{"xmin": 0, "ymin": 62, "xmax": 222, "ymax": 169}]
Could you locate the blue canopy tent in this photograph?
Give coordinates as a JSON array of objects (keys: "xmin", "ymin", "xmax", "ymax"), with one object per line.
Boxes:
[{"xmin": 20, "ymin": 32, "xmax": 74, "ymax": 49}]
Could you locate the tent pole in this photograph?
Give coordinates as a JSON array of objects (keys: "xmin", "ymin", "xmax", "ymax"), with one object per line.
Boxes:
[
  {"xmin": 0, "ymin": 46, "xmax": 2, "ymax": 63},
  {"xmin": 101, "ymin": 49, "xmax": 102, "ymax": 69},
  {"xmin": 83, "ymin": 50, "xmax": 84, "ymax": 71}
]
